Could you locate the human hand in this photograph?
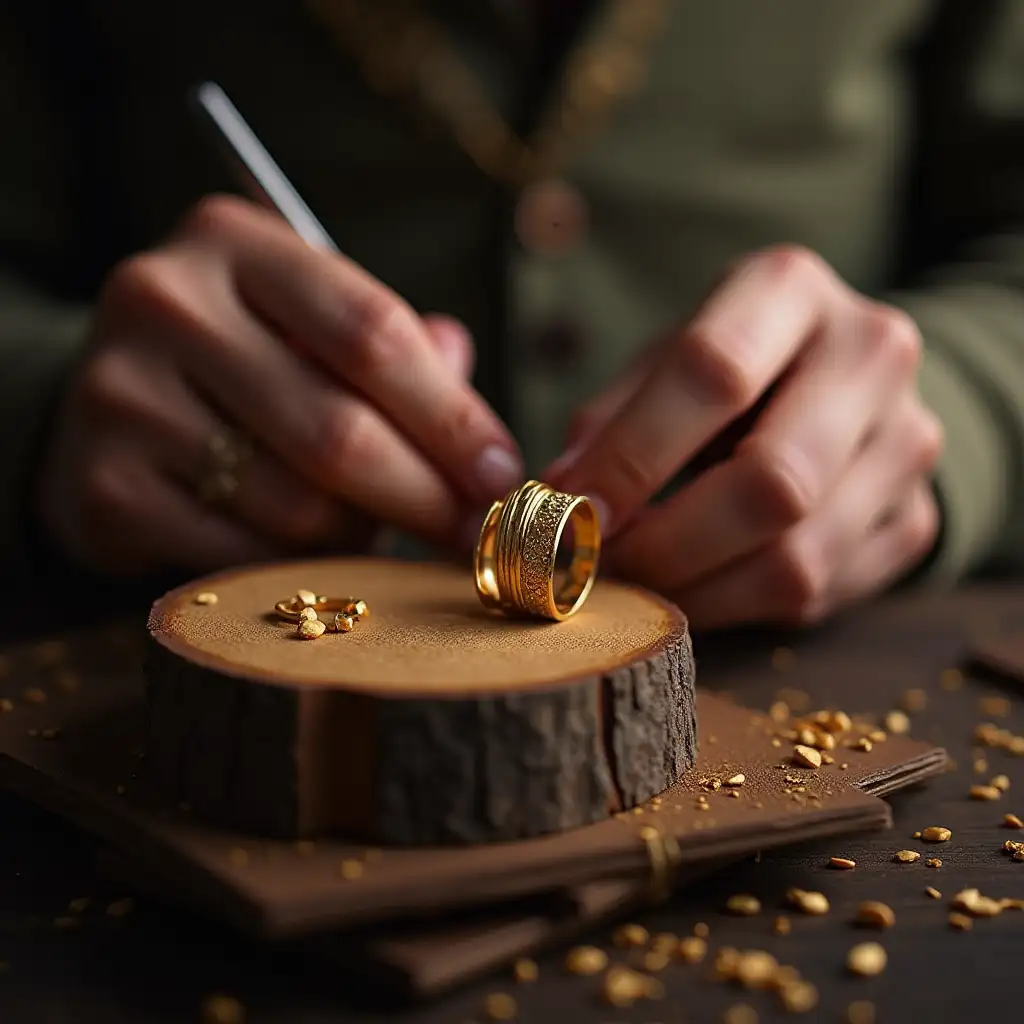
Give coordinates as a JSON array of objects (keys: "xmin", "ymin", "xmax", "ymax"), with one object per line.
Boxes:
[
  {"xmin": 545, "ymin": 247, "xmax": 943, "ymax": 630},
  {"xmin": 38, "ymin": 195, "xmax": 521, "ymax": 575}
]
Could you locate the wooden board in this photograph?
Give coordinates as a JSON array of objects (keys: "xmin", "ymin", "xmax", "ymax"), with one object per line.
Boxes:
[
  {"xmin": 145, "ymin": 558, "xmax": 698, "ymax": 844},
  {"xmin": 0, "ymin": 619, "xmax": 946, "ymax": 941}
]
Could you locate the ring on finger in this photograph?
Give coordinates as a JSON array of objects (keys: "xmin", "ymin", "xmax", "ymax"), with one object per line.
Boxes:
[{"xmin": 196, "ymin": 427, "xmax": 255, "ymax": 505}]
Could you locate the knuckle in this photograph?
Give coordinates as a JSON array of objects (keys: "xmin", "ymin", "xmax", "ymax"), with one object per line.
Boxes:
[
  {"xmin": 75, "ymin": 347, "xmax": 136, "ymax": 419},
  {"xmin": 913, "ymin": 407, "xmax": 945, "ymax": 472},
  {"xmin": 316, "ymin": 401, "xmax": 377, "ymax": 484},
  {"xmin": 101, "ymin": 252, "xmax": 168, "ymax": 309},
  {"xmin": 679, "ymin": 324, "xmax": 761, "ymax": 409},
  {"xmin": 601, "ymin": 440, "xmax": 664, "ymax": 497},
  {"xmin": 179, "ymin": 193, "xmax": 251, "ymax": 242},
  {"xmin": 871, "ymin": 305, "xmax": 923, "ymax": 370},
  {"xmin": 769, "ymin": 533, "xmax": 831, "ymax": 619},
  {"xmin": 739, "ymin": 440, "xmax": 818, "ymax": 529},
  {"xmin": 342, "ymin": 295, "xmax": 414, "ymax": 379},
  {"xmin": 757, "ymin": 243, "xmax": 825, "ymax": 281}
]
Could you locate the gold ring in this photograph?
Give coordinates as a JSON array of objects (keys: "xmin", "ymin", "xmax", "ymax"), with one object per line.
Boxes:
[
  {"xmin": 274, "ymin": 595, "xmax": 368, "ymax": 622},
  {"xmin": 474, "ymin": 479, "xmax": 600, "ymax": 622},
  {"xmin": 197, "ymin": 428, "xmax": 254, "ymax": 504}
]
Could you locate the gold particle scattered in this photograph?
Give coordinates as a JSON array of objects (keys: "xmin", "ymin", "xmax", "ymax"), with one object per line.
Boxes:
[
  {"xmin": 854, "ymin": 738, "xmax": 873, "ymax": 753},
  {"xmin": 991, "ymin": 775, "xmax": 1011, "ymax": 792},
  {"xmin": 926, "ymin": 886, "xmax": 942, "ymax": 900},
  {"xmin": 602, "ymin": 965, "xmax": 663, "ymax": 1007},
  {"xmin": 772, "ymin": 915, "xmax": 791, "ymax": 936},
  {"xmin": 201, "ymin": 995, "xmax": 245, "ymax": 1024},
  {"xmin": 564, "ymin": 946, "xmax": 607, "ymax": 975},
  {"xmin": 297, "ymin": 618, "xmax": 327, "ymax": 640},
  {"xmin": 337, "ymin": 859, "xmax": 364, "ymax": 880},
  {"xmin": 884, "ymin": 710, "xmax": 910, "ymax": 735},
  {"xmin": 708, "ymin": 735, "xmax": 718, "ymax": 744},
  {"xmin": 895, "ymin": 850, "xmax": 921, "ymax": 863},
  {"xmin": 779, "ymin": 980, "xmax": 819, "ymax": 1013},
  {"xmin": 867, "ymin": 729, "xmax": 887, "ymax": 744},
  {"xmin": 786, "ymin": 889, "xmax": 829, "ymax": 915},
  {"xmin": 846, "ymin": 942, "xmax": 887, "ymax": 977},
  {"xmin": 912, "ymin": 831, "xmax": 922, "ymax": 839},
  {"xmin": 724, "ymin": 1004, "xmax": 759, "ymax": 1024},
  {"xmin": 512, "ymin": 958, "xmax": 538, "ymax": 984},
  {"xmin": 694, "ymin": 922, "xmax": 710, "ymax": 939},
  {"xmin": 727, "ymin": 790, "xmax": 741, "ymax": 799},
  {"xmin": 54, "ymin": 671, "xmax": 80, "ymax": 694},
  {"xmin": 612, "ymin": 923, "xmax": 649, "ymax": 948},
  {"xmin": 106, "ymin": 899, "xmax": 134, "ymax": 918},
  {"xmin": 949, "ymin": 912, "xmax": 973, "ymax": 931},
  {"xmin": 1004, "ymin": 814, "xmax": 1024, "ymax": 829},
  {"xmin": 725, "ymin": 894, "xmax": 761, "ymax": 917},
  {"xmin": 792, "ymin": 745, "xmax": 822, "ymax": 769},
  {"xmin": 650, "ymin": 932, "xmax": 677, "ymax": 952},
  {"xmin": 840, "ymin": 762, "xmax": 850, "ymax": 770},
  {"xmin": 926, "ymin": 858, "xmax": 942, "ymax": 868},
  {"xmin": 952, "ymin": 888, "xmax": 1004, "ymax": 917},
  {"xmin": 725, "ymin": 774, "xmax": 745, "ymax": 787},
  {"xmin": 769, "ymin": 700, "xmax": 791, "ymax": 723},
  {"xmin": 922, "ymin": 826, "xmax": 952, "ymax": 842},
  {"xmin": 23, "ymin": 687, "xmax": 46, "ymax": 705},
  {"xmin": 855, "ymin": 902, "xmax": 895, "ymax": 929},
  {"xmin": 1003, "ymin": 839, "xmax": 1024, "ymax": 856},
  {"xmin": 771, "ymin": 738, "xmax": 782, "ymax": 748},
  {"xmin": 974, "ymin": 758, "xmax": 989, "ymax": 775},
  {"xmin": 847, "ymin": 1001, "xmax": 877, "ymax": 1024},
  {"xmin": 939, "ymin": 668, "xmax": 963, "ymax": 690},
  {"xmin": 830, "ymin": 857, "xmax": 856, "ymax": 870},
  {"xmin": 902, "ymin": 688, "xmax": 928, "ymax": 713},
  {"xmin": 734, "ymin": 950, "xmax": 779, "ymax": 989},
  {"xmin": 971, "ymin": 785, "xmax": 1002, "ymax": 801},
  {"xmin": 979, "ymin": 695, "xmax": 1012, "ymax": 718},
  {"xmin": 33, "ymin": 641, "xmax": 67, "ymax": 667},
  {"xmin": 820, "ymin": 752, "xmax": 835, "ymax": 765},
  {"xmin": 641, "ymin": 950, "xmax": 671, "ymax": 973},
  {"xmin": 194, "ymin": 592, "xmax": 219, "ymax": 606},
  {"xmin": 678, "ymin": 936, "xmax": 707, "ymax": 964},
  {"xmin": 228, "ymin": 848, "xmax": 249, "ymax": 868},
  {"xmin": 482, "ymin": 993, "xmax": 518, "ymax": 1021},
  {"xmin": 772, "ymin": 647, "xmax": 795, "ymax": 672}
]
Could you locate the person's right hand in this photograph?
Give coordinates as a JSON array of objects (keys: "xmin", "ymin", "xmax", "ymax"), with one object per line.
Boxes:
[{"xmin": 37, "ymin": 195, "xmax": 522, "ymax": 575}]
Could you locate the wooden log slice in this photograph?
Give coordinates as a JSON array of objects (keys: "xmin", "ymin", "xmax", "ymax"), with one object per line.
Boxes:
[{"xmin": 145, "ymin": 558, "xmax": 696, "ymax": 845}]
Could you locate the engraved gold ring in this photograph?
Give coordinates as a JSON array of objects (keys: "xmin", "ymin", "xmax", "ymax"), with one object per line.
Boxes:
[{"xmin": 473, "ymin": 480, "xmax": 600, "ymax": 622}]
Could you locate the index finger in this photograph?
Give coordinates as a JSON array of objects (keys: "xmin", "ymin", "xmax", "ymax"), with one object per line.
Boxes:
[
  {"xmin": 550, "ymin": 247, "xmax": 851, "ymax": 535},
  {"xmin": 192, "ymin": 198, "xmax": 523, "ymax": 505}
]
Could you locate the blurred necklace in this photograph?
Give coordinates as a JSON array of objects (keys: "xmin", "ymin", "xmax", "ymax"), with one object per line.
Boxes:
[{"xmin": 306, "ymin": 0, "xmax": 670, "ymax": 190}]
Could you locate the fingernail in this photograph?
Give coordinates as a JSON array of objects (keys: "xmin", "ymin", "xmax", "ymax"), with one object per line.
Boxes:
[
  {"xmin": 429, "ymin": 319, "xmax": 472, "ymax": 375},
  {"xmin": 475, "ymin": 445, "xmax": 522, "ymax": 501},
  {"xmin": 588, "ymin": 495, "xmax": 612, "ymax": 535}
]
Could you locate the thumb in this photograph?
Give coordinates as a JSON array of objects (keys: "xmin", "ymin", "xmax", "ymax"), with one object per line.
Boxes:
[{"xmin": 422, "ymin": 314, "xmax": 475, "ymax": 379}]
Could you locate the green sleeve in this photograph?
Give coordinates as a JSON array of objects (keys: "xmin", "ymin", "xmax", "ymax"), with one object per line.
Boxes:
[
  {"xmin": 0, "ymin": 10, "xmax": 92, "ymax": 572},
  {"xmin": 887, "ymin": 3, "xmax": 1024, "ymax": 581}
]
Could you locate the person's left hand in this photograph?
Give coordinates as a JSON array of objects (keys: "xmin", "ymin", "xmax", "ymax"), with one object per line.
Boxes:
[{"xmin": 544, "ymin": 246, "xmax": 944, "ymax": 631}]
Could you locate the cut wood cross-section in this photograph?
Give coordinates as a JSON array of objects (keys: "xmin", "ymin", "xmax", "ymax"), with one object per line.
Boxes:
[{"xmin": 145, "ymin": 558, "xmax": 697, "ymax": 845}]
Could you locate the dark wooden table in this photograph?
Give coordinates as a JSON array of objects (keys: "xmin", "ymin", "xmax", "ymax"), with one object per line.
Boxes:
[{"xmin": 1, "ymin": 585, "xmax": 1022, "ymax": 1023}]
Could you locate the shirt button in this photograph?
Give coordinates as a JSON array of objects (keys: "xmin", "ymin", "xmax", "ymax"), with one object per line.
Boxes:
[
  {"xmin": 531, "ymin": 318, "xmax": 586, "ymax": 373},
  {"xmin": 514, "ymin": 179, "xmax": 589, "ymax": 255}
]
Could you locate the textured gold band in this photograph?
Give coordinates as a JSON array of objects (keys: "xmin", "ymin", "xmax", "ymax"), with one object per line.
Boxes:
[{"xmin": 474, "ymin": 479, "xmax": 600, "ymax": 622}]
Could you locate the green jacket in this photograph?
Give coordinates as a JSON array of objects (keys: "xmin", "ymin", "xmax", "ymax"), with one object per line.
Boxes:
[{"xmin": 3, "ymin": 0, "xmax": 1024, "ymax": 583}]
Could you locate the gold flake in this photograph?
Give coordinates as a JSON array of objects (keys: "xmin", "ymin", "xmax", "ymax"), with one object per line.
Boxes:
[
  {"xmin": 846, "ymin": 942, "xmax": 887, "ymax": 977},
  {"xmin": 855, "ymin": 902, "xmax": 895, "ymax": 929},
  {"xmin": 725, "ymin": 894, "xmax": 761, "ymax": 916},
  {"xmin": 921, "ymin": 826, "xmax": 952, "ymax": 842}
]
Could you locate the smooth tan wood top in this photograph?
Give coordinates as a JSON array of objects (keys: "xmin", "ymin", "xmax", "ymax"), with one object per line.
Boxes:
[{"xmin": 149, "ymin": 558, "xmax": 686, "ymax": 695}]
